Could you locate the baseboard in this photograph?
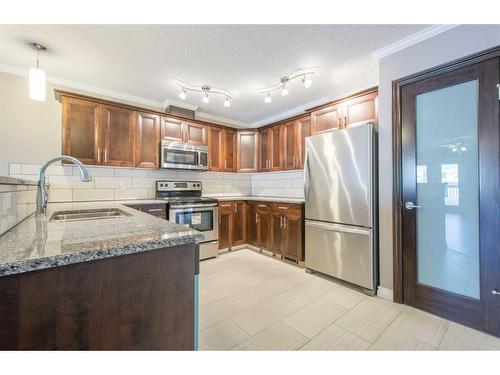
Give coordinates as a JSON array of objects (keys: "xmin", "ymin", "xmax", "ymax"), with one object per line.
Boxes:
[{"xmin": 377, "ymin": 286, "xmax": 394, "ymax": 301}]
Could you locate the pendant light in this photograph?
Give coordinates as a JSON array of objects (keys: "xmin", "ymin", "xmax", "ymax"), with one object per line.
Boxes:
[
  {"xmin": 29, "ymin": 42, "xmax": 47, "ymax": 102},
  {"xmin": 264, "ymin": 92, "xmax": 272, "ymax": 103},
  {"xmin": 223, "ymin": 96, "xmax": 231, "ymax": 107}
]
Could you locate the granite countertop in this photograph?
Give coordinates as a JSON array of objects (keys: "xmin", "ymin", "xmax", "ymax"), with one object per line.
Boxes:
[
  {"xmin": 206, "ymin": 195, "xmax": 305, "ymax": 204},
  {"xmin": 0, "ymin": 201, "xmax": 203, "ymax": 277}
]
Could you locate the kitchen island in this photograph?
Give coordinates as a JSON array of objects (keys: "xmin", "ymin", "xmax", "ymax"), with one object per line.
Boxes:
[{"xmin": 0, "ymin": 202, "xmax": 203, "ymax": 350}]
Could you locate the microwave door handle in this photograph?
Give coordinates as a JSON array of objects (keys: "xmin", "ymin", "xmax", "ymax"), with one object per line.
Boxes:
[{"xmin": 198, "ymin": 151, "xmax": 203, "ymax": 167}]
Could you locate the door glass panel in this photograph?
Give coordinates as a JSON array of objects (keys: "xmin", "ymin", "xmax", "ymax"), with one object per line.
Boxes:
[
  {"xmin": 416, "ymin": 80, "xmax": 479, "ymax": 299},
  {"xmin": 176, "ymin": 210, "xmax": 213, "ymax": 232}
]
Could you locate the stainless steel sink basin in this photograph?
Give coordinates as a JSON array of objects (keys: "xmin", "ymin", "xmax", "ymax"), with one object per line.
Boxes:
[{"xmin": 49, "ymin": 208, "xmax": 131, "ymax": 222}]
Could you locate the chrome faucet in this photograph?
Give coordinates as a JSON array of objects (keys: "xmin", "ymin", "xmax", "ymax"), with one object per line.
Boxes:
[{"xmin": 36, "ymin": 156, "xmax": 93, "ymax": 216}]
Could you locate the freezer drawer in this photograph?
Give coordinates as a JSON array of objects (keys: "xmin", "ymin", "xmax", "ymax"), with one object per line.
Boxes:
[
  {"xmin": 305, "ymin": 220, "xmax": 375, "ymax": 290},
  {"xmin": 199, "ymin": 241, "xmax": 219, "ymax": 260}
]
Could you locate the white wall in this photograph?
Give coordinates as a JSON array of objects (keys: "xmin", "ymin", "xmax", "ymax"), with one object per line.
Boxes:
[{"xmin": 377, "ymin": 24, "xmax": 500, "ymax": 290}]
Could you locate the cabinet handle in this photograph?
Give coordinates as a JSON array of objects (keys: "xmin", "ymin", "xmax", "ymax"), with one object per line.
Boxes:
[
  {"xmin": 104, "ymin": 149, "xmax": 108, "ymax": 162},
  {"xmin": 278, "ymin": 206, "xmax": 288, "ymax": 210},
  {"xmin": 224, "ymin": 160, "xmax": 227, "ymax": 171},
  {"xmin": 233, "ymin": 204, "xmax": 237, "ymax": 213},
  {"xmin": 147, "ymin": 208, "xmax": 164, "ymax": 212},
  {"xmin": 283, "ymin": 217, "xmax": 287, "ymax": 229},
  {"xmin": 97, "ymin": 148, "xmax": 101, "ymax": 163},
  {"xmin": 257, "ymin": 204, "xmax": 267, "ymax": 208},
  {"xmin": 280, "ymin": 216, "xmax": 283, "ymax": 229},
  {"xmin": 256, "ymin": 213, "xmax": 260, "ymax": 223}
]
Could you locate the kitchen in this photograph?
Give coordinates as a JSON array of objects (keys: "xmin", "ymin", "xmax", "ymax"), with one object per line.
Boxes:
[{"xmin": 1, "ymin": 15, "xmax": 500, "ymax": 370}]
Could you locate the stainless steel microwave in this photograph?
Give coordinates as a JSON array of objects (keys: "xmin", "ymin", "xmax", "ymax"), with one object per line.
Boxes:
[{"xmin": 160, "ymin": 140, "xmax": 208, "ymax": 171}]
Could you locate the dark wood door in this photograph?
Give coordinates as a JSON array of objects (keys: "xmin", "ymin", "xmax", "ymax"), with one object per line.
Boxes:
[
  {"xmin": 232, "ymin": 201, "xmax": 246, "ymax": 246},
  {"xmin": 237, "ymin": 131, "xmax": 259, "ymax": 172},
  {"xmin": 247, "ymin": 202, "xmax": 258, "ymax": 246},
  {"xmin": 283, "ymin": 209, "xmax": 303, "ymax": 261},
  {"xmin": 223, "ymin": 129, "xmax": 237, "ymax": 172},
  {"xmin": 184, "ymin": 122, "xmax": 207, "ymax": 145},
  {"xmin": 218, "ymin": 202, "xmax": 233, "ymax": 249},
  {"xmin": 400, "ymin": 58, "xmax": 500, "ymax": 336},
  {"xmin": 135, "ymin": 112, "xmax": 160, "ymax": 168},
  {"xmin": 61, "ymin": 96, "xmax": 102, "ymax": 165},
  {"xmin": 160, "ymin": 117, "xmax": 184, "ymax": 142},
  {"xmin": 102, "ymin": 105, "xmax": 136, "ymax": 167},
  {"xmin": 208, "ymin": 127, "xmax": 224, "ymax": 171}
]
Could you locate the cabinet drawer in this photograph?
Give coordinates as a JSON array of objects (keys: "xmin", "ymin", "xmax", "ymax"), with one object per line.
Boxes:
[
  {"xmin": 271, "ymin": 202, "xmax": 301, "ymax": 214},
  {"xmin": 218, "ymin": 201, "xmax": 235, "ymax": 212}
]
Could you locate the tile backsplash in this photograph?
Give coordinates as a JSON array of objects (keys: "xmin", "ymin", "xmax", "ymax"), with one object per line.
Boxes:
[
  {"xmin": 251, "ymin": 170, "xmax": 304, "ymax": 199},
  {"xmin": 0, "ymin": 179, "xmax": 37, "ymax": 235},
  {"xmin": 8, "ymin": 163, "xmax": 304, "ymax": 203}
]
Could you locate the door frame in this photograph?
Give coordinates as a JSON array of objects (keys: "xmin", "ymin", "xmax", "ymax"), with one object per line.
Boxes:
[{"xmin": 392, "ymin": 45, "xmax": 500, "ymax": 304}]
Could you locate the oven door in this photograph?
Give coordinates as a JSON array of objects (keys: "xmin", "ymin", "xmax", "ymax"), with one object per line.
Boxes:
[
  {"xmin": 161, "ymin": 142, "xmax": 208, "ymax": 171},
  {"xmin": 169, "ymin": 205, "xmax": 218, "ymax": 242}
]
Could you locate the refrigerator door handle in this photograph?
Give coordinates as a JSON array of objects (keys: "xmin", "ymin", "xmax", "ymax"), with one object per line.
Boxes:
[
  {"xmin": 304, "ymin": 149, "xmax": 309, "ymax": 201},
  {"xmin": 305, "ymin": 220, "xmax": 371, "ymax": 236}
]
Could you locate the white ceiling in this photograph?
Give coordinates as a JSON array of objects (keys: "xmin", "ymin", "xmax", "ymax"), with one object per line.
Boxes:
[{"xmin": 0, "ymin": 24, "xmax": 428, "ymax": 126}]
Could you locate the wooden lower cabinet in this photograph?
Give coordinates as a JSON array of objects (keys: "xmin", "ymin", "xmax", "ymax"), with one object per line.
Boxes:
[
  {"xmin": 218, "ymin": 201, "xmax": 246, "ymax": 249},
  {"xmin": 222, "ymin": 200, "xmax": 304, "ymax": 261}
]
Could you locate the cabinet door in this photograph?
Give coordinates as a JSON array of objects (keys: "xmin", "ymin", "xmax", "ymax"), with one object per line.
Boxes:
[
  {"xmin": 343, "ymin": 91, "xmax": 378, "ymax": 127},
  {"xmin": 283, "ymin": 121, "xmax": 299, "ymax": 170},
  {"xmin": 219, "ymin": 207, "xmax": 234, "ymax": 249},
  {"xmin": 298, "ymin": 117, "xmax": 311, "ymax": 169},
  {"xmin": 237, "ymin": 131, "xmax": 259, "ymax": 172},
  {"xmin": 208, "ymin": 127, "xmax": 224, "ymax": 171},
  {"xmin": 271, "ymin": 210, "xmax": 284, "ymax": 255},
  {"xmin": 185, "ymin": 122, "xmax": 208, "ymax": 145},
  {"xmin": 135, "ymin": 112, "xmax": 160, "ymax": 168},
  {"xmin": 283, "ymin": 210, "xmax": 303, "ymax": 261},
  {"xmin": 258, "ymin": 128, "xmax": 270, "ymax": 171},
  {"xmin": 247, "ymin": 202, "xmax": 258, "ymax": 246},
  {"xmin": 61, "ymin": 96, "xmax": 102, "ymax": 165},
  {"xmin": 311, "ymin": 104, "xmax": 341, "ymax": 135},
  {"xmin": 160, "ymin": 117, "xmax": 184, "ymax": 142},
  {"xmin": 232, "ymin": 201, "xmax": 246, "ymax": 246},
  {"xmin": 270, "ymin": 125, "xmax": 283, "ymax": 171},
  {"xmin": 256, "ymin": 203, "xmax": 271, "ymax": 250},
  {"xmin": 102, "ymin": 105, "xmax": 136, "ymax": 167},
  {"xmin": 223, "ymin": 129, "xmax": 237, "ymax": 172}
]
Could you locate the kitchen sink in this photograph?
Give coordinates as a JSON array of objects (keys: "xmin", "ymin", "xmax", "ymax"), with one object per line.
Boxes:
[{"xmin": 49, "ymin": 208, "xmax": 132, "ymax": 222}]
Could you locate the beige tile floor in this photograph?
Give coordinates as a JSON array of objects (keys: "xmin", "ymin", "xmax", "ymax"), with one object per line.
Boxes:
[{"xmin": 198, "ymin": 248, "xmax": 500, "ymax": 351}]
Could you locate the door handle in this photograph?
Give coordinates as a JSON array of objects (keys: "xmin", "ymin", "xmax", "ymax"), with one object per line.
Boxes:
[
  {"xmin": 404, "ymin": 201, "xmax": 421, "ymax": 210},
  {"xmin": 492, "ymin": 289, "xmax": 500, "ymax": 296}
]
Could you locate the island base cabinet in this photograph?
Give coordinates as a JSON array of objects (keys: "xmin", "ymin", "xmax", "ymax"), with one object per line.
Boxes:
[{"xmin": 0, "ymin": 243, "xmax": 196, "ymax": 350}]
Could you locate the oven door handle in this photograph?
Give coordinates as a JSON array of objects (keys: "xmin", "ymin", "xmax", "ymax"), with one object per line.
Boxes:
[{"xmin": 170, "ymin": 203, "xmax": 218, "ymax": 209}]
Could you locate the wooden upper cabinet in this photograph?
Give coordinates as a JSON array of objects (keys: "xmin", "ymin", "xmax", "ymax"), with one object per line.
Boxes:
[
  {"xmin": 61, "ymin": 96, "xmax": 102, "ymax": 165},
  {"xmin": 269, "ymin": 125, "xmax": 283, "ymax": 171},
  {"xmin": 208, "ymin": 127, "xmax": 224, "ymax": 172},
  {"xmin": 184, "ymin": 122, "xmax": 207, "ymax": 145},
  {"xmin": 298, "ymin": 116, "xmax": 311, "ymax": 169},
  {"xmin": 223, "ymin": 129, "xmax": 237, "ymax": 172},
  {"xmin": 160, "ymin": 117, "xmax": 184, "ymax": 142},
  {"xmin": 343, "ymin": 91, "xmax": 378, "ymax": 126},
  {"xmin": 135, "ymin": 112, "xmax": 160, "ymax": 168},
  {"xmin": 311, "ymin": 104, "xmax": 341, "ymax": 135},
  {"xmin": 283, "ymin": 121, "xmax": 300, "ymax": 170},
  {"xmin": 311, "ymin": 90, "xmax": 378, "ymax": 135},
  {"xmin": 101, "ymin": 105, "xmax": 136, "ymax": 167},
  {"xmin": 258, "ymin": 128, "xmax": 271, "ymax": 171},
  {"xmin": 237, "ymin": 131, "xmax": 259, "ymax": 172}
]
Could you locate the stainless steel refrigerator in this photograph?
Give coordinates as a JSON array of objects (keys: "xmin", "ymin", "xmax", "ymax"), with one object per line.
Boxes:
[{"xmin": 304, "ymin": 122, "xmax": 377, "ymax": 293}]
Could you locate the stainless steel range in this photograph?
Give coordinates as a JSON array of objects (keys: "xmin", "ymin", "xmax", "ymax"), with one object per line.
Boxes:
[{"xmin": 156, "ymin": 180, "xmax": 218, "ymax": 260}]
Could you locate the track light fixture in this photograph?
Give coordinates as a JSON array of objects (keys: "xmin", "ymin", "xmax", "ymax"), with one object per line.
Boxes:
[
  {"xmin": 257, "ymin": 67, "xmax": 317, "ymax": 103},
  {"xmin": 175, "ymin": 80, "xmax": 233, "ymax": 107}
]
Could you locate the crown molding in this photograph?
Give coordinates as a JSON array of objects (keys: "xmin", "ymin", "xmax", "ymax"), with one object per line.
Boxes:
[{"xmin": 371, "ymin": 24, "xmax": 460, "ymax": 60}]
